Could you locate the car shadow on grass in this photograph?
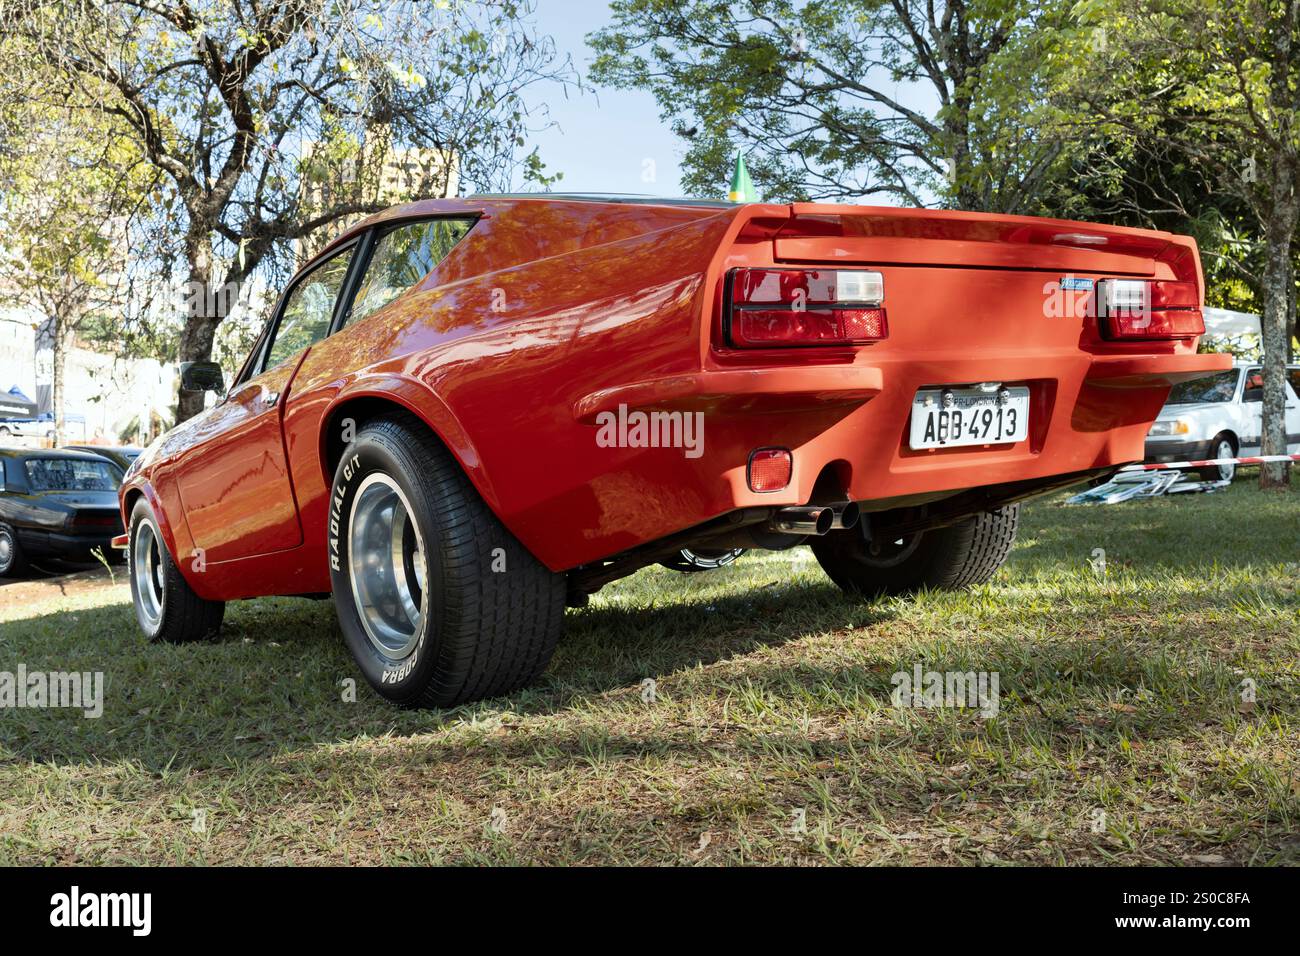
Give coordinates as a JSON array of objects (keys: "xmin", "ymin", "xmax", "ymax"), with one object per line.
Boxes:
[
  {"xmin": 5, "ymin": 579, "xmax": 1285, "ymax": 776},
  {"xmin": 0, "ymin": 575, "xmax": 898, "ymax": 772}
]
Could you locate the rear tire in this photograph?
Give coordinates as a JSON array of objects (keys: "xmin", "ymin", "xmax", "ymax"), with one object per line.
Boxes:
[
  {"xmin": 812, "ymin": 504, "xmax": 1020, "ymax": 598},
  {"xmin": 328, "ymin": 412, "xmax": 565, "ymax": 708},
  {"xmin": 0, "ymin": 523, "xmax": 29, "ymax": 577},
  {"xmin": 129, "ymin": 499, "xmax": 225, "ymax": 642},
  {"xmin": 1198, "ymin": 433, "xmax": 1236, "ymax": 481}
]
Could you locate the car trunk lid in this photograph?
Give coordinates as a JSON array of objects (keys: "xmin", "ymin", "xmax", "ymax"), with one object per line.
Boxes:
[{"xmin": 771, "ymin": 204, "xmax": 1198, "ymax": 281}]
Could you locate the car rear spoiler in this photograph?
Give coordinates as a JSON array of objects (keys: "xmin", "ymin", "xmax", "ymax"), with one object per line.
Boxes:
[{"xmin": 731, "ymin": 203, "xmax": 1204, "ymax": 291}]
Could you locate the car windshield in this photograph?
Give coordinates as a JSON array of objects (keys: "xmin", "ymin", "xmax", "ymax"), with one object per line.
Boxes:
[
  {"xmin": 1166, "ymin": 370, "xmax": 1239, "ymax": 404},
  {"xmin": 24, "ymin": 457, "xmax": 122, "ymax": 492}
]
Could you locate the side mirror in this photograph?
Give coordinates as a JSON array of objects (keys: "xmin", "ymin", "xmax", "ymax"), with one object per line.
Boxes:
[{"xmin": 179, "ymin": 361, "xmax": 225, "ymax": 393}]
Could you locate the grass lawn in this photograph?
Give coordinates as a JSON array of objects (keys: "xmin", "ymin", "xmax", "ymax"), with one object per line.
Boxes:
[{"xmin": 1, "ymin": 479, "xmax": 1297, "ymax": 865}]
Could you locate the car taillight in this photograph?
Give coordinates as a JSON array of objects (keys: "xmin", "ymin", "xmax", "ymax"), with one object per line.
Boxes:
[
  {"xmin": 68, "ymin": 512, "xmax": 121, "ymax": 529},
  {"xmin": 727, "ymin": 268, "xmax": 887, "ymax": 348},
  {"xmin": 748, "ymin": 447, "xmax": 792, "ymax": 492},
  {"xmin": 1096, "ymin": 279, "xmax": 1203, "ymax": 340}
]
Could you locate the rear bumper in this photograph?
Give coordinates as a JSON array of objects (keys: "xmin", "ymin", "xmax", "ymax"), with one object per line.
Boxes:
[
  {"xmin": 533, "ymin": 350, "xmax": 1232, "ymax": 569},
  {"xmin": 577, "ymin": 350, "xmax": 1230, "ymax": 504},
  {"xmin": 16, "ymin": 528, "xmax": 121, "ymax": 560},
  {"xmin": 1143, "ymin": 437, "xmax": 1214, "ymax": 463}
]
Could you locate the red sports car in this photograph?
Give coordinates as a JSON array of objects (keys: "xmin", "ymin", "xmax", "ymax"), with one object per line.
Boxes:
[{"xmin": 115, "ymin": 195, "xmax": 1229, "ymax": 707}]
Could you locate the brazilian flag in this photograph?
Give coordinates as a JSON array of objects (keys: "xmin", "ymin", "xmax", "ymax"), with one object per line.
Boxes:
[{"xmin": 727, "ymin": 151, "xmax": 758, "ymax": 203}]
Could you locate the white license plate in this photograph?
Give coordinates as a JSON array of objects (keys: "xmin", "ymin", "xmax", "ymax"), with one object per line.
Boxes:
[{"xmin": 909, "ymin": 386, "xmax": 1030, "ymax": 449}]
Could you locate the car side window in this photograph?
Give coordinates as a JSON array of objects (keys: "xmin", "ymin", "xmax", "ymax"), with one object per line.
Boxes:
[
  {"xmin": 1243, "ymin": 368, "xmax": 1264, "ymax": 403},
  {"xmin": 1287, "ymin": 368, "xmax": 1300, "ymax": 400},
  {"xmin": 345, "ymin": 218, "xmax": 474, "ymax": 327},
  {"xmin": 263, "ymin": 247, "xmax": 355, "ymax": 371}
]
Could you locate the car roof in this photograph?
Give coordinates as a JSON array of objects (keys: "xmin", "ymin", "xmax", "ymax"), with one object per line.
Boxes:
[
  {"xmin": 65, "ymin": 445, "xmax": 142, "ymax": 453},
  {"xmin": 466, "ymin": 192, "xmax": 735, "ymax": 208},
  {"xmin": 309, "ymin": 194, "xmax": 738, "ymax": 268},
  {"xmin": 0, "ymin": 447, "xmax": 123, "ymax": 463}
]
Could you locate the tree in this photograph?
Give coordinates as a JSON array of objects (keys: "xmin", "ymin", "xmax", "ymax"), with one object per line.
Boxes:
[
  {"xmin": 0, "ymin": 96, "xmax": 154, "ymax": 445},
  {"xmin": 1033, "ymin": 116, "xmax": 1263, "ymax": 309},
  {"xmin": 589, "ymin": 0, "xmax": 1081, "ymax": 212},
  {"xmin": 1067, "ymin": 0, "xmax": 1299, "ymax": 488},
  {"xmin": 1, "ymin": 0, "xmax": 571, "ymax": 422}
]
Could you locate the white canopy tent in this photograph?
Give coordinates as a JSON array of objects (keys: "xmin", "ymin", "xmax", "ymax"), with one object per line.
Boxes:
[{"xmin": 1203, "ymin": 307, "xmax": 1262, "ymax": 336}]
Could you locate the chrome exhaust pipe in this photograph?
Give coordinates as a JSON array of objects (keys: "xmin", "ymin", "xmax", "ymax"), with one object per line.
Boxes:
[
  {"xmin": 768, "ymin": 506, "xmax": 833, "ymax": 536},
  {"xmin": 830, "ymin": 501, "xmax": 860, "ymax": 531}
]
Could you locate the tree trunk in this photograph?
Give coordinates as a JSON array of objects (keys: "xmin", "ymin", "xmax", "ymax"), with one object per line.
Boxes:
[
  {"xmin": 175, "ymin": 234, "xmax": 221, "ymax": 425},
  {"xmin": 1288, "ymin": 255, "xmax": 1296, "ymax": 364},
  {"xmin": 1258, "ymin": 159, "xmax": 1297, "ymax": 490},
  {"xmin": 51, "ymin": 323, "xmax": 64, "ymax": 448},
  {"xmin": 944, "ymin": 93, "xmax": 980, "ymax": 211}
]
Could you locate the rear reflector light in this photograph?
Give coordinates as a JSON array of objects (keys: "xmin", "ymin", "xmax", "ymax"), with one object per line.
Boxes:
[
  {"xmin": 748, "ymin": 447, "xmax": 792, "ymax": 492},
  {"xmin": 1096, "ymin": 279, "xmax": 1203, "ymax": 340},
  {"xmin": 1104, "ymin": 308, "xmax": 1205, "ymax": 339},
  {"xmin": 1148, "ymin": 280, "xmax": 1198, "ymax": 310},
  {"xmin": 727, "ymin": 268, "xmax": 887, "ymax": 348}
]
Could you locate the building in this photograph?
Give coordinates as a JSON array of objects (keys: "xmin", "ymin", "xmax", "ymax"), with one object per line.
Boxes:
[
  {"xmin": 295, "ymin": 137, "xmax": 459, "ymax": 258},
  {"xmin": 0, "ymin": 309, "xmax": 176, "ymax": 446}
]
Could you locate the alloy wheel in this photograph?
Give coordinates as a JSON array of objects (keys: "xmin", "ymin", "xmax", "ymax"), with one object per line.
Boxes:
[
  {"xmin": 132, "ymin": 521, "xmax": 165, "ymax": 629},
  {"xmin": 1215, "ymin": 440, "xmax": 1235, "ymax": 482},
  {"xmin": 347, "ymin": 473, "xmax": 428, "ymax": 661},
  {"xmin": 863, "ymin": 532, "xmax": 922, "ymax": 567}
]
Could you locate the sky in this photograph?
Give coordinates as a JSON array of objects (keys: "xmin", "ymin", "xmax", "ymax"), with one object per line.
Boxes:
[
  {"xmin": 517, "ymin": 0, "xmax": 690, "ymax": 196},
  {"xmin": 517, "ymin": 0, "xmax": 938, "ymax": 204}
]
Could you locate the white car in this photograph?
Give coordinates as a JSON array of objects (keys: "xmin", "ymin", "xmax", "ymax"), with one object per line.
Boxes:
[
  {"xmin": 1145, "ymin": 363, "xmax": 1300, "ymax": 480},
  {"xmin": 0, "ymin": 413, "xmax": 87, "ymax": 444},
  {"xmin": 0, "ymin": 418, "xmax": 54, "ymax": 442}
]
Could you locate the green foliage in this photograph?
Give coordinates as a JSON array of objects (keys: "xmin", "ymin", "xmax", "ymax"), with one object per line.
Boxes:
[
  {"xmin": 0, "ymin": 86, "xmax": 153, "ymax": 337},
  {"xmin": 1052, "ymin": 0, "xmax": 1299, "ymax": 339},
  {"xmin": 0, "ymin": 0, "xmax": 571, "ymax": 400},
  {"xmin": 589, "ymin": 0, "xmax": 1088, "ymax": 212}
]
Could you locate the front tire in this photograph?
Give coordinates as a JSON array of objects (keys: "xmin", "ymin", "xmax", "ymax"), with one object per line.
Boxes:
[
  {"xmin": 812, "ymin": 504, "xmax": 1020, "ymax": 598},
  {"xmin": 129, "ymin": 499, "xmax": 225, "ymax": 642},
  {"xmin": 328, "ymin": 413, "xmax": 565, "ymax": 708},
  {"xmin": 1199, "ymin": 433, "xmax": 1237, "ymax": 482}
]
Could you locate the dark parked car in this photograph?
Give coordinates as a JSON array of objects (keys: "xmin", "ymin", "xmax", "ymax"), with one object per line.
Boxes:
[
  {"xmin": 0, "ymin": 448, "xmax": 125, "ymax": 576},
  {"xmin": 65, "ymin": 445, "xmax": 144, "ymax": 472}
]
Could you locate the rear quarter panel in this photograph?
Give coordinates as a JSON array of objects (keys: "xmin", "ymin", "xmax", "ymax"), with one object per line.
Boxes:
[{"xmin": 282, "ymin": 200, "xmax": 741, "ymax": 579}]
